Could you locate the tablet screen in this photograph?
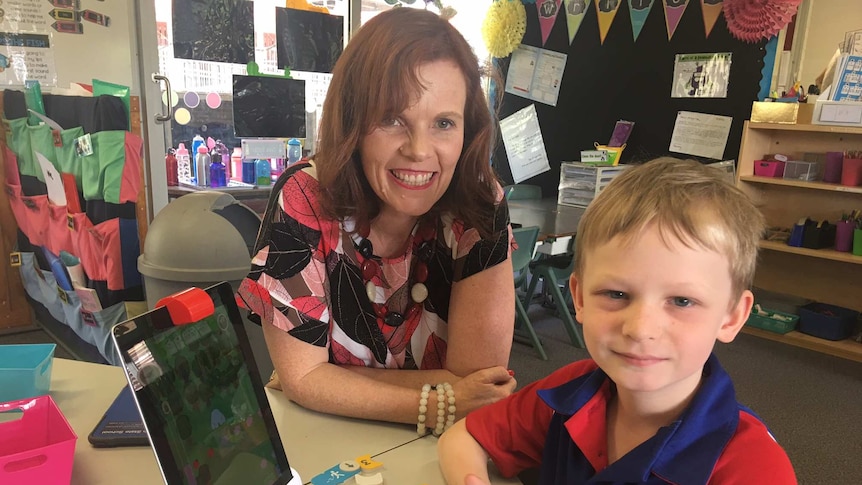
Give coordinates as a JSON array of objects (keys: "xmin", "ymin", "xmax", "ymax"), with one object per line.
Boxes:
[{"xmin": 113, "ymin": 283, "xmax": 291, "ymax": 485}]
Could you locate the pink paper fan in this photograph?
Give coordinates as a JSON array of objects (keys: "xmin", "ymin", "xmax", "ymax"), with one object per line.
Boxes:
[{"xmin": 724, "ymin": 0, "xmax": 802, "ymax": 43}]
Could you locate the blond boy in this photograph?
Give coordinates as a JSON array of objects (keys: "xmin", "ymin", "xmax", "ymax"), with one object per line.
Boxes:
[{"xmin": 439, "ymin": 158, "xmax": 796, "ymax": 484}]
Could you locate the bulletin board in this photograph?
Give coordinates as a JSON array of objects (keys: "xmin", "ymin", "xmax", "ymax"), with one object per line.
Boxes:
[{"xmin": 493, "ymin": 2, "xmax": 770, "ymax": 195}]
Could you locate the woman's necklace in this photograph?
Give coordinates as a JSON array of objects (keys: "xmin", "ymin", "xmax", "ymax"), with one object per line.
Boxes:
[{"xmin": 347, "ymin": 220, "xmax": 434, "ymax": 327}]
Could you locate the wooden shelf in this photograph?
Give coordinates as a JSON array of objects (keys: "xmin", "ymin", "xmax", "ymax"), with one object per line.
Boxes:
[
  {"xmin": 747, "ymin": 122, "xmax": 862, "ymax": 135},
  {"xmin": 759, "ymin": 240, "xmax": 862, "ymax": 264},
  {"xmin": 742, "ymin": 327, "xmax": 862, "ymax": 363},
  {"xmin": 739, "ymin": 175, "xmax": 862, "ymax": 194}
]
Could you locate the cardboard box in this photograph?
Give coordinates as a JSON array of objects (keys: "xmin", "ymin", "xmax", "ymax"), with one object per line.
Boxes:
[{"xmin": 750, "ymin": 102, "xmax": 815, "ymax": 124}]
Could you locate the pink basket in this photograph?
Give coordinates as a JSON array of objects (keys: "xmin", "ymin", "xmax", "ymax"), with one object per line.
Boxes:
[
  {"xmin": 754, "ymin": 160, "xmax": 785, "ymax": 178},
  {"xmin": 0, "ymin": 395, "xmax": 77, "ymax": 485}
]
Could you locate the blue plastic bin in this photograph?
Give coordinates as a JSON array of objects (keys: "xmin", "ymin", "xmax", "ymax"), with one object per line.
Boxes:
[
  {"xmin": 797, "ymin": 303, "xmax": 860, "ymax": 341},
  {"xmin": 0, "ymin": 344, "xmax": 56, "ymax": 402}
]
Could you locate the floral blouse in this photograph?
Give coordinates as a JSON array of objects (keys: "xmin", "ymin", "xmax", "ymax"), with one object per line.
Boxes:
[{"xmin": 238, "ymin": 164, "xmax": 512, "ymax": 369}]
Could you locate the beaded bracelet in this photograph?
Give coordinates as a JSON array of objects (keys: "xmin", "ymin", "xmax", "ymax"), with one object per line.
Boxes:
[
  {"xmin": 433, "ymin": 384, "xmax": 446, "ymax": 436},
  {"xmin": 417, "ymin": 383, "xmax": 431, "ymax": 436}
]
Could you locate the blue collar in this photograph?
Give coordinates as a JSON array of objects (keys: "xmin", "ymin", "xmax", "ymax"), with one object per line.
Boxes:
[{"xmin": 537, "ymin": 354, "xmax": 740, "ymax": 485}]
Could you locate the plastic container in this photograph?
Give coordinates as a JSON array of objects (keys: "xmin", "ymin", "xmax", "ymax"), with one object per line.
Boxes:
[
  {"xmin": 797, "ymin": 302, "xmax": 860, "ymax": 341},
  {"xmin": 783, "ymin": 160, "xmax": 819, "ymax": 181},
  {"xmin": 287, "ymin": 138, "xmax": 302, "ymax": 165},
  {"xmin": 746, "ymin": 308, "xmax": 799, "ymax": 334},
  {"xmin": 835, "ymin": 220, "xmax": 854, "ymax": 252},
  {"xmin": 165, "ymin": 149, "xmax": 178, "ymax": 186},
  {"xmin": 137, "ymin": 192, "xmax": 262, "ymax": 308},
  {"xmin": 190, "ymin": 134, "xmax": 205, "ymax": 180},
  {"xmin": 195, "ymin": 145, "xmax": 210, "ymax": 187},
  {"xmin": 231, "ymin": 147, "xmax": 243, "ymax": 181},
  {"xmin": 255, "ymin": 159, "xmax": 271, "ymax": 186},
  {"xmin": 209, "ymin": 157, "xmax": 226, "ymax": 188},
  {"xmin": 242, "ymin": 158, "xmax": 256, "ymax": 184},
  {"xmin": 823, "ymin": 151, "xmax": 843, "ymax": 183},
  {"xmin": 754, "ymin": 160, "xmax": 785, "ymax": 178},
  {"xmin": 0, "ymin": 395, "xmax": 77, "ymax": 485},
  {"xmin": 175, "ymin": 143, "xmax": 192, "ymax": 184},
  {"xmin": 0, "ymin": 344, "xmax": 56, "ymax": 402}
]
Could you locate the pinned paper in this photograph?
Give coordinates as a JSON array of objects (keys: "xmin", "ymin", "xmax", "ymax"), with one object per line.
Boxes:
[
  {"xmin": 35, "ymin": 152, "xmax": 66, "ymax": 206},
  {"xmin": 564, "ymin": 0, "xmax": 590, "ymax": 44},
  {"xmin": 594, "ymin": 0, "xmax": 623, "ymax": 45},
  {"xmin": 629, "ymin": 0, "xmax": 655, "ymax": 41},
  {"xmin": 537, "ymin": 0, "xmax": 563, "ymax": 46},
  {"xmin": 663, "ymin": 0, "xmax": 690, "ymax": 40},
  {"xmin": 500, "ymin": 104, "xmax": 551, "ymax": 184},
  {"xmin": 701, "ymin": 0, "xmax": 723, "ymax": 38}
]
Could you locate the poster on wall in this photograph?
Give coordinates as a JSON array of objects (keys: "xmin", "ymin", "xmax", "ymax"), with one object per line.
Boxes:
[
  {"xmin": 276, "ymin": 8, "xmax": 343, "ymax": 74},
  {"xmin": 500, "ymin": 104, "xmax": 551, "ymax": 184},
  {"xmin": 504, "ymin": 44, "xmax": 567, "ymax": 107},
  {"xmin": 0, "ymin": 0, "xmax": 58, "ymax": 85},
  {"xmin": 669, "ymin": 111, "xmax": 732, "ymax": 160},
  {"xmin": 671, "ymin": 52, "xmax": 731, "ymax": 98},
  {"xmin": 172, "ymin": 0, "xmax": 254, "ymax": 64}
]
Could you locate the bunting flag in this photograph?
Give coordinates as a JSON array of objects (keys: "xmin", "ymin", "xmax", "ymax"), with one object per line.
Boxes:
[
  {"xmin": 628, "ymin": 0, "xmax": 655, "ymax": 42},
  {"xmin": 594, "ymin": 0, "xmax": 623, "ymax": 45},
  {"xmin": 564, "ymin": 0, "xmax": 590, "ymax": 45},
  {"xmin": 537, "ymin": 0, "xmax": 564, "ymax": 46},
  {"xmin": 701, "ymin": 0, "xmax": 723, "ymax": 37},
  {"xmin": 663, "ymin": 0, "xmax": 690, "ymax": 40}
]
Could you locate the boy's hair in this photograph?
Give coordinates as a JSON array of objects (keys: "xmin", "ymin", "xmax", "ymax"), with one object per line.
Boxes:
[{"xmin": 573, "ymin": 157, "xmax": 765, "ymax": 298}]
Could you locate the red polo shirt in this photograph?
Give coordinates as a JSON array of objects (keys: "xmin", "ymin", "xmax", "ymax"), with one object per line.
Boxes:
[{"xmin": 466, "ymin": 355, "xmax": 796, "ymax": 484}]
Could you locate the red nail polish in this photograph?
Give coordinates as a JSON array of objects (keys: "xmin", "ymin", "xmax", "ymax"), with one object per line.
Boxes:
[{"xmin": 507, "ymin": 369, "xmax": 515, "ymax": 377}]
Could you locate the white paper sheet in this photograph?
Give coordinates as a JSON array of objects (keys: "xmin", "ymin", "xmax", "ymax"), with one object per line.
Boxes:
[
  {"xmin": 669, "ymin": 111, "xmax": 732, "ymax": 160},
  {"xmin": 35, "ymin": 152, "xmax": 66, "ymax": 206},
  {"xmin": 500, "ymin": 104, "xmax": 551, "ymax": 183}
]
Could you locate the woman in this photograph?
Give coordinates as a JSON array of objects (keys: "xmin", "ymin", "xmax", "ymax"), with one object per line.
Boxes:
[{"xmin": 238, "ymin": 8, "xmax": 516, "ymax": 426}]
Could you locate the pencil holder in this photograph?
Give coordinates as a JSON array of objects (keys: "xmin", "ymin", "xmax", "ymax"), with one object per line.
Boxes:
[
  {"xmin": 823, "ymin": 152, "xmax": 843, "ymax": 183},
  {"xmin": 593, "ymin": 143, "xmax": 625, "ymax": 166},
  {"xmin": 854, "ymin": 229, "xmax": 862, "ymax": 257},
  {"xmin": 835, "ymin": 220, "xmax": 854, "ymax": 252},
  {"xmin": 841, "ymin": 158, "xmax": 862, "ymax": 186}
]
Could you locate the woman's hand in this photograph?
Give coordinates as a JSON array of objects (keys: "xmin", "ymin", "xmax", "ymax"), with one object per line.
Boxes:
[
  {"xmin": 452, "ymin": 366, "xmax": 516, "ymax": 419},
  {"xmin": 465, "ymin": 474, "xmax": 491, "ymax": 485}
]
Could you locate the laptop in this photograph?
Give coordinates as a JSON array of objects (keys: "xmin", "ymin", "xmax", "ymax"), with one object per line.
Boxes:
[{"xmin": 111, "ymin": 282, "xmax": 294, "ymax": 485}]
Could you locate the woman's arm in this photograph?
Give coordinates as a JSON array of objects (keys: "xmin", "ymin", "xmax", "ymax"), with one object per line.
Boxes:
[{"xmin": 446, "ymin": 259, "xmax": 515, "ymax": 376}]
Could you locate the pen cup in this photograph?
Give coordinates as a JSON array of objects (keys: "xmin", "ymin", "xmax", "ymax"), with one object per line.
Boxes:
[
  {"xmin": 835, "ymin": 220, "xmax": 854, "ymax": 252},
  {"xmin": 823, "ymin": 152, "xmax": 843, "ymax": 183},
  {"xmin": 841, "ymin": 158, "xmax": 862, "ymax": 187},
  {"xmin": 854, "ymin": 229, "xmax": 862, "ymax": 257}
]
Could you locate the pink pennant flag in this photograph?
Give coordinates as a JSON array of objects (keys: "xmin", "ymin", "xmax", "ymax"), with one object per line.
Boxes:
[
  {"xmin": 537, "ymin": 0, "xmax": 564, "ymax": 46},
  {"xmin": 663, "ymin": 0, "xmax": 690, "ymax": 40}
]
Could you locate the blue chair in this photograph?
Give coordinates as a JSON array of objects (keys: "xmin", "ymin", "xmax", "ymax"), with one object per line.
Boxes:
[
  {"xmin": 512, "ymin": 226, "xmax": 547, "ymax": 360},
  {"xmin": 523, "ymin": 249, "xmax": 585, "ymax": 349},
  {"xmin": 503, "ymin": 184, "xmax": 542, "ymax": 200}
]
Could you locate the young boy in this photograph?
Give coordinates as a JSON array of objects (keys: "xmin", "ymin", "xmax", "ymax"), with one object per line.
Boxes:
[{"xmin": 438, "ymin": 158, "xmax": 797, "ymax": 484}]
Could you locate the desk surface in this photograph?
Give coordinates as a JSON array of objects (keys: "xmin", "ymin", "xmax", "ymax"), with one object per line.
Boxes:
[
  {"xmin": 507, "ymin": 199, "xmax": 584, "ymax": 240},
  {"xmin": 52, "ymin": 359, "xmax": 518, "ymax": 485}
]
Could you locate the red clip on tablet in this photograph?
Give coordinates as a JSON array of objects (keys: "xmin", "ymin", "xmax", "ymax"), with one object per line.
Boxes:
[{"xmin": 154, "ymin": 287, "xmax": 214, "ymax": 325}]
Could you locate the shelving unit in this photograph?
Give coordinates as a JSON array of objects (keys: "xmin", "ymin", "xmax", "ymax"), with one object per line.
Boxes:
[{"xmin": 737, "ymin": 121, "xmax": 862, "ymax": 362}]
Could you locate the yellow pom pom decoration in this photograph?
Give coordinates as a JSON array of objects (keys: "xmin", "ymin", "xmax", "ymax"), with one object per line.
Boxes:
[{"xmin": 482, "ymin": 0, "xmax": 527, "ymax": 59}]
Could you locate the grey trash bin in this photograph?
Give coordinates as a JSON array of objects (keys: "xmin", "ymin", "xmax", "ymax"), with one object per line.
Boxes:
[{"xmin": 138, "ymin": 191, "xmax": 261, "ymax": 309}]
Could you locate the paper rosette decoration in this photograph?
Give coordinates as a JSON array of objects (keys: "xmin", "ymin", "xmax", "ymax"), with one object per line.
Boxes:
[
  {"xmin": 482, "ymin": 0, "xmax": 527, "ymax": 58},
  {"xmin": 723, "ymin": 0, "xmax": 802, "ymax": 43}
]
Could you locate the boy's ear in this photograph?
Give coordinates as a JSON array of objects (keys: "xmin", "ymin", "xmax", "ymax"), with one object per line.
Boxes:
[
  {"xmin": 569, "ymin": 273, "xmax": 586, "ymax": 325},
  {"xmin": 717, "ymin": 289, "xmax": 754, "ymax": 343}
]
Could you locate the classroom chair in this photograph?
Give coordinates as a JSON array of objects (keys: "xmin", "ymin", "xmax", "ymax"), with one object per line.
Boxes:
[
  {"xmin": 503, "ymin": 184, "xmax": 542, "ymax": 200},
  {"xmin": 523, "ymin": 250, "xmax": 586, "ymax": 349},
  {"xmin": 512, "ymin": 225, "xmax": 547, "ymax": 360}
]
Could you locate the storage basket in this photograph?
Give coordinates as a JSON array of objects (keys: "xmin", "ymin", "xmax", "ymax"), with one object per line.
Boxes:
[
  {"xmin": 797, "ymin": 302, "xmax": 860, "ymax": 341},
  {"xmin": 753, "ymin": 160, "xmax": 785, "ymax": 178},
  {"xmin": 0, "ymin": 344, "xmax": 55, "ymax": 402},
  {"xmin": 557, "ymin": 162, "xmax": 629, "ymax": 208},
  {"xmin": 0, "ymin": 395, "xmax": 77, "ymax": 485},
  {"xmin": 783, "ymin": 160, "xmax": 820, "ymax": 181},
  {"xmin": 745, "ymin": 308, "xmax": 799, "ymax": 334}
]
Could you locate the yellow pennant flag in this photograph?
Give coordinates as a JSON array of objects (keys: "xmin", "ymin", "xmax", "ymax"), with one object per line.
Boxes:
[
  {"xmin": 594, "ymin": 0, "xmax": 623, "ymax": 45},
  {"xmin": 701, "ymin": 0, "xmax": 723, "ymax": 38}
]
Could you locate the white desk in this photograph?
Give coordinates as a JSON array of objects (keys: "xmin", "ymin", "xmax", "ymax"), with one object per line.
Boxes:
[{"xmin": 51, "ymin": 359, "xmax": 519, "ymax": 485}]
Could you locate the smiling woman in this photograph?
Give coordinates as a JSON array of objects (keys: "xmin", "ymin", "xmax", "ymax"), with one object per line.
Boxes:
[{"xmin": 237, "ymin": 7, "xmax": 517, "ymax": 428}]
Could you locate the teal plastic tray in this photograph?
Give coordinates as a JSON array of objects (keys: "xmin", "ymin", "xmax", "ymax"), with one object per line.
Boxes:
[
  {"xmin": 746, "ymin": 309, "xmax": 799, "ymax": 334},
  {"xmin": 0, "ymin": 344, "xmax": 56, "ymax": 403}
]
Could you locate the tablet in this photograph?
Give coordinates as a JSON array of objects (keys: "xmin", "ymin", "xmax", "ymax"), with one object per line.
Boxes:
[{"xmin": 111, "ymin": 282, "xmax": 293, "ymax": 485}]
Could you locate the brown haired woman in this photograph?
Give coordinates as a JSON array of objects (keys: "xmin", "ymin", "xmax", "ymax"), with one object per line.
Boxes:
[{"xmin": 238, "ymin": 8, "xmax": 516, "ymax": 428}]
